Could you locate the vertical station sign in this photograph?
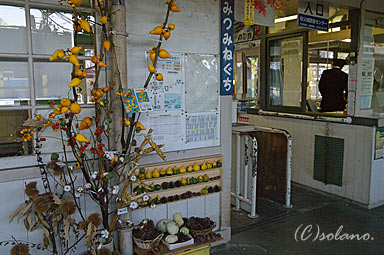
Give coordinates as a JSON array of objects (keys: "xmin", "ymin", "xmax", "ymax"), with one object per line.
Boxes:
[
  {"xmin": 220, "ymin": 0, "xmax": 234, "ymax": 95},
  {"xmin": 298, "ymin": 0, "xmax": 329, "ymax": 32}
]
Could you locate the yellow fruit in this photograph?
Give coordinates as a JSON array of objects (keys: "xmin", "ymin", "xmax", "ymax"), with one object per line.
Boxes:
[
  {"xmin": 160, "ymin": 168, "xmax": 166, "ymax": 176},
  {"xmin": 70, "ymin": 46, "xmax": 83, "ymax": 55},
  {"xmin": 136, "ymin": 121, "xmax": 146, "ymax": 130},
  {"xmin": 193, "ymin": 163, "xmax": 200, "ymax": 172},
  {"xmin": 180, "ymin": 166, "xmax": 186, "ymax": 174},
  {"xmin": 96, "ymin": 89, "xmax": 104, "ymax": 98},
  {"xmin": 207, "ymin": 161, "xmax": 212, "ymax": 169},
  {"xmin": 98, "ymin": 61, "xmax": 107, "ymax": 67},
  {"xmin": 79, "ymin": 117, "xmax": 92, "ymax": 130},
  {"xmin": 201, "ymin": 162, "xmax": 207, "ymax": 171},
  {"xmin": 124, "ymin": 120, "xmax": 131, "ymax": 126},
  {"xmin": 171, "ymin": 4, "xmax": 180, "ymax": 12},
  {"xmin": 91, "ymin": 56, "xmax": 99, "ymax": 63},
  {"xmin": 61, "ymin": 107, "xmax": 69, "ymax": 113},
  {"xmin": 159, "ymin": 49, "xmax": 171, "ymax": 59},
  {"xmin": 181, "ymin": 178, "xmax": 187, "ymax": 186},
  {"xmin": 103, "ymin": 86, "xmax": 111, "ymax": 92},
  {"xmin": 152, "ymin": 168, "xmax": 160, "ymax": 178},
  {"xmin": 70, "ymin": 102, "xmax": 81, "ymax": 114},
  {"xmin": 187, "ymin": 165, "xmax": 193, "ymax": 172},
  {"xmin": 61, "ymin": 98, "xmax": 71, "ymax": 107},
  {"xmin": 80, "ymin": 19, "xmax": 91, "ymax": 32},
  {"xmin": 103, "ymin": 40, "xmax": 111, "ymax": 51},
  {"xmin": 70, "ymin": 0, "xmax": 83, "ymax": 6},
  {"xmin": 68, "ymin": 55, "xmax": 80, "ymax": 67},
  {"xmin": 75, "ymin": 70, "xmax": 84, "ymax": 77},
  {"xmin": 168, "ymin": 24, "xmax": 175, "ymax": 30},
  {"xmin": 156, "ymin": 73, "xmax": 163, "ymax": 81},
  {"xmin": 212, "ymin": 161, "xmax": 217, "ymax": 168},
  {"xmin": 163, "ymin": 30, "xmax": 171, "ymax": 40},
  {"xmin": 75, "ymin": 133, "xmax": 89, "ymax": 143},
  {"xmin": 145, "ymin": 170, "xmax": 152, "ymax": 179},
  {"xmin": 150, "ymin": 26, "xmax": 164, "ymax": 35},
  {"xmin": 148, "ymin": 64, "xmax": 156, "ymax": 73},
  {"xmin": 166, "ymin": 167, "xmax": 173, "ymax": 176},
  {"xmin": 68, "ymin": 77, "xmax": 82, "ymax": 87},
  {"xmin": 150, "ymin": 52, "xmax": 156, "ymax": 64},
  {"xmin": 49, "ymin": 49, "xmax": 65, "ymax": 61},
  {"xmin": 99, "ymin": 16, "xmax": 108, "ymax": 24}
]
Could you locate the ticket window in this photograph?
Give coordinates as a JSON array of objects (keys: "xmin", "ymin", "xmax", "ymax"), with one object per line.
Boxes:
[
  {"xmin": 234, "ymin": 47, "xmax": 260, "ymax": 108},
  {"xmin": 365, "ymin": 12, "xmax": 384, "ymax": 114},
  {"xmin": 265, "ymin": 33, "xmax": 308, "ymax": 112}
]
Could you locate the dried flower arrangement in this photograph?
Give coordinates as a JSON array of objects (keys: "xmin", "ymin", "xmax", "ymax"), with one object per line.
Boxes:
[{"xmin": 8, "ymin": 0, "xmax": 180, "ymax": 254}]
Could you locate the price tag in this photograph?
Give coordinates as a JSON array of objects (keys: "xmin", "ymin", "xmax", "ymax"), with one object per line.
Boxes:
[{"xmin": 117, "ymin": 207, "xmax": 129, "ymax": 215}]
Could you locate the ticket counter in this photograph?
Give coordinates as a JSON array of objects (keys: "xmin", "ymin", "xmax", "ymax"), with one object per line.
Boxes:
[{"xmin": 233, "ymin": 0, "xmax": 384, "ymax": 208}]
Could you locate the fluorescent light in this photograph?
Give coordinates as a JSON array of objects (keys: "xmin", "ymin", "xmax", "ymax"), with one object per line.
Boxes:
[
  {"xmin": 342, "ymin": 39, "xmax": 351, "ymax": 42},
  {"xmin": 274, "ymin": 15, "xmax": 298, "ymax": 23}
]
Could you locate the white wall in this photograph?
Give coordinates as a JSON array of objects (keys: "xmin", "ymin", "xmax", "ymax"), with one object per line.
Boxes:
[{"xmin": 125, "ymin": 0, "xmax": 232, "ymax": 238}]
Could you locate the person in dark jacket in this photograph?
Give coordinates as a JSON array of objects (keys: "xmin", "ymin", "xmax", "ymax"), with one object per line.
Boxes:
[{"xmin": 318, "ymin": 59, "xmax": 348, "ymax": 112}]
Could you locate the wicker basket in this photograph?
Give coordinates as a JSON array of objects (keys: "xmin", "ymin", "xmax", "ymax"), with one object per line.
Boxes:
[
  {"xmin": 133, "ymin": 233, "xmax": 164, "ymax": 250},
  {"xmin": 190, "ymin": 222, "xmax": 216, "ymax": 238}
]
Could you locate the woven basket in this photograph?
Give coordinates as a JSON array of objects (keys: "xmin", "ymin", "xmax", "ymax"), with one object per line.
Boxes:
[
  {"xmin": 133, "ymin": 233, "xmax": 163, "ymax": 250},
  {"xmin": 190, "ymin": 222, "xmax": 216, "ymax": 237}
]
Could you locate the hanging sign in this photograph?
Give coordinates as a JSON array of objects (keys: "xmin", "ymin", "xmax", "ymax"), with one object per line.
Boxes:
[
  {"xmin": 244, "ymin": 0, "xmax": 255, "ymax": 25},
  {"xmin": 298, "ymin": 0, "xmax": 329, "ymax": 32},
  {"xmin": 220, "ymin": 0, "xmax": 234, "ymax": 95}
]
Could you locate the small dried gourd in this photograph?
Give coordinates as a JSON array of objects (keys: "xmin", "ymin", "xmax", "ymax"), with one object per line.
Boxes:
[
  {"xmin": 173, "ymin": 213, "xmax": 184, "ymax": 227},
  {"xmin": 165, "ymin": 234, "xmax": 178, "ymax": 244},
  {"xmin": 166, "ymin": 221, "xmax": 179, "ymax": 235},
  {"xmin": 179, "ymin": 227, "xmax": 189, "ymax": 236},
  {"xmin": 157, "ymin": 219, "xmax": 171, "ymax": 233}
]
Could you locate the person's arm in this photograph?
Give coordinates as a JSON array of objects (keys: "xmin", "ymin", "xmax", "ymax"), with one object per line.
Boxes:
[
  {"xmin": 343, "ymin": 73, "xmax": 348, "ymax": 101},
  {"xmin": 318, "ymin": 70, "xmax": 327, "ymax": 95}
]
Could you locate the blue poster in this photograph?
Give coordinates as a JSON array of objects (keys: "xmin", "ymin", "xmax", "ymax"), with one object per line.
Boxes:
[
  {"xmin": 121, "ymin": 89, "xmax": 140, "ymax": 114},
  {"xmin": 220, "ymin": 0, "xmax": 234, "ymax": 95}
]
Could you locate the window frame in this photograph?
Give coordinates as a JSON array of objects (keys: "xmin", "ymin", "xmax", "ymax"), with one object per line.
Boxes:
[
  {"xmin": 261, "ymin": 31, "xmax": 309, "ymax": 113},
  {"xmin": 0, "ymin": 0, "xmax": 96, "ymax": 168}
]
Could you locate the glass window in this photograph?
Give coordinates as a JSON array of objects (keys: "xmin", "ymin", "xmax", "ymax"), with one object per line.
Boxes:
[
  {"xmin": 0, "ymin": 5, "xmax": 27, "ymax": 54},
  {"xmin": 267, "ymin": 35, "xmax": 304, "ymax": 108},
  {"xmin": 30, "ymin": 9, "xmax": 73, "ymax": 54},
  {"xmin": 368, "ymin": 17, "xmax": 384, "ymax": 114},
  {"xmin": 0, "ymin": 3, "xmax": 95, "ymax": 162},
  {"xmin": 0, "ymin": 110, "xmax": 31, "ymax": 158},
  {"xmin": 0, "ymin": 61, "xmax": 30, "ymax": 106},
  {"xmin": 34, "ymin": 61, "xmax": 73, "ymax": 100},
  {"xmin": 31, "ymin": 0, "xmax": 92, "ymax": 7},
  {"xmin": 245, "ymin": 56, "xmax": 259, "ymax": 99}
]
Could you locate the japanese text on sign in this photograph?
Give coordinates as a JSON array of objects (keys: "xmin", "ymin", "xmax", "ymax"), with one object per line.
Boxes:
[
  {"xmin": 220, "ymin": 0, "xmax": 234, "ymax": 95},
  {"xmin": 298, "ymin": 0, "xmax": 329, "ymax": 32}
]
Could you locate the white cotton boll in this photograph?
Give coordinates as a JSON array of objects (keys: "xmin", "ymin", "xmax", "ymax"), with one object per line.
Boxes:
[
  {"xmin": 64, "ymin": 185, "xmax": 71, "ymax": 192},
  {"xmin": 130, "ymin": 201, "xmax": 138, "ymax": 209}
]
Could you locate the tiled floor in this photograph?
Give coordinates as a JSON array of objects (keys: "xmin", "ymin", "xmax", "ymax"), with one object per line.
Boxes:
[{"xmin": 212, "ymin": 184, "xmax": 384, "ymax": 255}]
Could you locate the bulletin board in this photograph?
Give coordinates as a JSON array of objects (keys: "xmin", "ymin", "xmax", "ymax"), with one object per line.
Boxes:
[{"xmin": 136, "ymin": 52, "xmax": 220, "ymax": 152}]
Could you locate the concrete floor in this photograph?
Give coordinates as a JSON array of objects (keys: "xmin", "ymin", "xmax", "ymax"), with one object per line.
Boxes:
[{"xmin": 212, "ymin": 184, "xmax": 384, "ymax": 255}]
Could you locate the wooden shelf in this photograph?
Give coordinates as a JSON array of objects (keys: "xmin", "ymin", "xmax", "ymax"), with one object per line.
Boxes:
[
  {"xmin": 134, "ymin": 168, "xmax": 222, "ymax": 186},
  {"xmin": 143, "ymin": 179, "xmax": 222, "ymax": 199},
  {"xmin": 131, "ymin": 155, "xmax": 223, "ymax": 208},
  {"xmin": 134, "ymin": 236, "xmax": 224, "ymax": 255}
]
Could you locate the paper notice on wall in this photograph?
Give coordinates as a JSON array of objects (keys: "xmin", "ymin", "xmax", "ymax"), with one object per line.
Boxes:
[
  {"xmin": 375, "ymin": 127, "xmax": 384, "ymax": 160},
  {"xmin": 147, "ymin": 53, "xmax": 184, "ymax": 111},
  {"xmin": 185, "ymin": 112, "xmax": 219, "ymax": 146},
  {"xmin": 361, "ymin": 58, "xmax": 375, "ymax": 109}
]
